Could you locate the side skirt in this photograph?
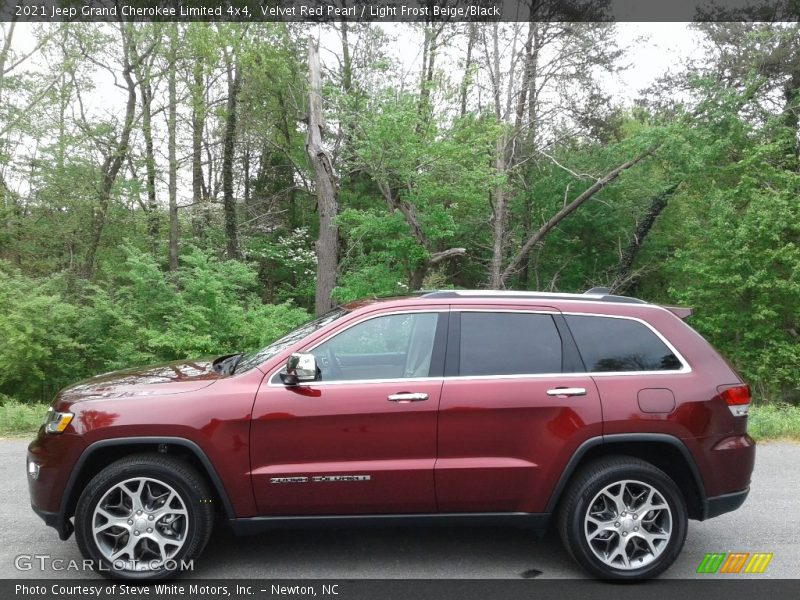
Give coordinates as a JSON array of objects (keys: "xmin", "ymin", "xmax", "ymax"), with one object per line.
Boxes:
[{"xmin": 228, "ymin": 512, "xmax": 551, "ymax": 537}]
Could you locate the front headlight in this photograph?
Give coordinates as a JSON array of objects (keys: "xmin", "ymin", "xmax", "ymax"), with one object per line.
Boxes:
[{"xmin": 42, "ymin": 407, "xmax": 74, "ymax": 434}]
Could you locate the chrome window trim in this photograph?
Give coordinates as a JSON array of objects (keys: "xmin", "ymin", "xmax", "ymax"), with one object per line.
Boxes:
[
  {"xmin": 443, "ymin": 370, "xmax": 689, "ymax": 382},
  {"xmin": 266, "ymin": 307, "xmax": 691, "ymax": 388}
]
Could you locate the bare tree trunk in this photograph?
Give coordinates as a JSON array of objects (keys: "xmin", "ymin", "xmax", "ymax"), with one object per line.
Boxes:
[
  {"xmin": 140, "ymin": 80, "xmax": 159, "ymax": 252},
  {"xmin": 0, "ymin": 21, "xmax": 16, "ymax": 264},
  {"xmin": 517, "ymin": 196, "xmax": 533, "ymax": 288},
  {"xmin": 306, "ymin": 38, "xmax": 338, "ymax": 316},
  {"xmin": 459, "ymin": 23, "xmax": 476, "ymax": 118},
  {"xmin": 782, "ymin": 63, "xmax": 800, "ymax": 167},
  {"xmin": 340, "ymin": 21, "xmax": 353, "ymax": 95},
  {"xmin": 167, "ymin": 25, "xmax": 179, "ymax": 272},
  {"xmin": 81, "ymin": 25, "xmax": 138, "ymax": 279},
  {"xmin": 499, "ymin": 145, "xmax": 658, "ymax": 287},
  {"xmin": 222, "ymin": 52, "xmax": 241, "ymax": 260},
  {"xmin": 129, "ymin": 27, "xmax": 161, "ymax": 254},
  {"xmin": 610, "ymin": 183, "xmax": 679, "ymax": 293},
  {"xmin": 191, "ymin": 59, "xmax": 209, "ymax": 236},
  {"xmin": 487, "ymin": 24, "xmax": 509, "ymax": 289},
  {"xmin": 417, "ymin": 23, "xmax": 442, "ymax": 129},
  {"xmin": 514, "ymin": 24, "xmax": 535, "ymax": 132},
  {"xmin": 517, "ymin": 25, "xmax": 541, "ymax": 288},
  {"xmin": 489, "ymin": 130, "xmax": 507, "ymax": 288},
  {"xmin": 0, "ymin": 20, "xmax": 16, "ymax": 105}
]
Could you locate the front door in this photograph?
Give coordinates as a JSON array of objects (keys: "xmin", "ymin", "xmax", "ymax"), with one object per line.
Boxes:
[{"xmin": 250, "ymin": 310, "xmax": 447, "ymax": 515}]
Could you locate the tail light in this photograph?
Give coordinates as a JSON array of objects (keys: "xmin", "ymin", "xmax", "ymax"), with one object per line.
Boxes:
[{"xmin": 718, "ymin": 384, "xmax": 751, "ymax": 417}]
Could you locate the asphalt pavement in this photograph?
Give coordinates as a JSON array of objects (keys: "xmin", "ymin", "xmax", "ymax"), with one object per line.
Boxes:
[{"xmin": 1, "ymin": 438, "xmax": 797, "ymax": 579}]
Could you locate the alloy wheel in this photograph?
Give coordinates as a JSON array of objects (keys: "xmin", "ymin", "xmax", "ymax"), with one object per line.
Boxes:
[
  {"xmin": 91, "ymin": 477, "xmax": 189, "ymax": 571},
  {"xmin": 583, "ymin": 479, "xmax": 673, "ymax": 570}
]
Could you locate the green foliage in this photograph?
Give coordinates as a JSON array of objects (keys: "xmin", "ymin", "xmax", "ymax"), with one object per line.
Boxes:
[
  {"xmin": 643, "ymin": 97, "xmax": 800, "ymax": 403},
  {"xmin": 667, "ymin": 166, "xmax": 800, "ymax": 402},
  {"xmin": 0, "ymin": 247, "xmax": 309, "ymax": 402},
  {"xmin": 0, "ymin": 398, "xmax": 49, "ymax": 437},
  {"xmin": 0, "ymin": 269, "xmax": 82, "ymax": 402},
  {"xmin": 747, "ymin": 404, "xmax": 800, "ymax": 441},
  {"xmin": 336, "ymin": 94, "xmax": 500, "ymax": 294},
  {"xmin": 1, "ymin": 23, "xmax": 797, "ymax": 410},
  {"xmin": 244, "ymin": 227, "xmax": 317, "ymax": 307}
]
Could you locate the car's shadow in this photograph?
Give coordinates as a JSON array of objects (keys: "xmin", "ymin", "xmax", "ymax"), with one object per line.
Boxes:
[{"xmin": 193, "ymin": 522, "xmax": 580, "ymax": 579}]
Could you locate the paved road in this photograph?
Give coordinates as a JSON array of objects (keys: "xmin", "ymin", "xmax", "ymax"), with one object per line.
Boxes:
[{"xmin": 1, "ymin": 439, "xmax": 797, "ymax": 579}]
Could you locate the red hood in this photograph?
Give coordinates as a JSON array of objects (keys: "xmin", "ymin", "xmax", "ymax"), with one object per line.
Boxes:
[{"xmin": 56, "ymin": 359, "xmax": 221, "ymax": 406}]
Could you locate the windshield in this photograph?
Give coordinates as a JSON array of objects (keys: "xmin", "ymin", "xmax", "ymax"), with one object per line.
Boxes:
[{"xmin": 235, "ymin": 308, "xmax": 348, "ymax": 373}]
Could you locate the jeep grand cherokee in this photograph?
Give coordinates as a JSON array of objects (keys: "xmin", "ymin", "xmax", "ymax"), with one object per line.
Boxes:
[{"xmin": 27, "ymin": 288, "xmax": 755, "ymax": 579}]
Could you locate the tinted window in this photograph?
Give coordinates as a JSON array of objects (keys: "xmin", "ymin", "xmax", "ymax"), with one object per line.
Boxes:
[
  {"xmin": 311, "ymin": 312, "xmax": 439, "ymax": 381},
  {"xmin": 565, "ymin": 315, "xmax": 682, "ymax": 372},
  {"xmin": 459, "ymin": 313, "xmax": 562, "ymax": 376}
]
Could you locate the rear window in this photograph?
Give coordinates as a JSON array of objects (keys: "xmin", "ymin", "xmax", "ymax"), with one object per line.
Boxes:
[
  {"xmin": 565, "ymin": 315, "xmax": 682, "ymax": 372},
  {"xmin": 459, "ymin": 312, "xmax": 562, "ymax": 376}
]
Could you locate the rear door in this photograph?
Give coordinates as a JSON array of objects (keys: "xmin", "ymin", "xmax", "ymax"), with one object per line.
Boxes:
[
  {"xmin": 561, "ymin": 313, "xmax": 690, "ymax": 437},
  {"xmin": 435, "ymin": 308, "xmax": 602, "ymax": 513}
]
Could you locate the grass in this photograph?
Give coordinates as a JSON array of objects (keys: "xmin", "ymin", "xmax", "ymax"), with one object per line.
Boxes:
[
  {"xmin": 747, "ymin": 403, "xmax": 800, "ymax": 441},
  {"xmin": 0, "ymin": 400, "xmax": 799, "ymax": 440},
  {"xmin": 0, "ymin": 400, "xmax": 48, "ymax": 437}
]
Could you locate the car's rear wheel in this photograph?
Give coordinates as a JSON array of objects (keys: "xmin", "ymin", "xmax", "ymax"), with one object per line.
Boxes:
[
  {"xmin": 557, "ymin": 456, "xmax": 688, "ymax": 579},
  {"xmin": 75, "ymin": 454, "xmax": 214, "ymax": 579}
]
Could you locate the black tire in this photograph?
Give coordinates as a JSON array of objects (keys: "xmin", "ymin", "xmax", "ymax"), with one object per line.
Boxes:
[
  {"xmin": 557, "ymin": 455, "xmax": 688, "ymax": 580},
  {"xmin": 75, "ymin": 454, "xmax": 214, "ymax": 580}
]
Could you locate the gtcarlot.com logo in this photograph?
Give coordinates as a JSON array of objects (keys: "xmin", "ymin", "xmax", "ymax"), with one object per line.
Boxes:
[
  {"xmin": 15, "ymin": 554, "xmax": 194, "ymax": 572},
  {"xmin": 696, "ymin": 552, "xmax": 773, "ymax": 574}
]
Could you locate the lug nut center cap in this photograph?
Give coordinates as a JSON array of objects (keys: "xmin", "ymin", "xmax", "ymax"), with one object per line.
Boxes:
[{"xmin": 620, "ymin": 518, "xmax": 634, "ymax": 533}]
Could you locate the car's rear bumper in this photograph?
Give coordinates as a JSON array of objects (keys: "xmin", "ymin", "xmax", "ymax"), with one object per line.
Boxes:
[
  {"xmin": 703, "ymin": 487, "xmax": 749, "ymax": 520},
  {"xmin": 692, "ymin": 433, "xmax": 755, "ymax": 503}
]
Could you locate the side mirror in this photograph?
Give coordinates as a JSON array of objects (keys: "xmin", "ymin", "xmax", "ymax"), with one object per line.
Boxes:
[{"xmin": 280, "ymin": 352, "xmax": 319, "ymax": 386}]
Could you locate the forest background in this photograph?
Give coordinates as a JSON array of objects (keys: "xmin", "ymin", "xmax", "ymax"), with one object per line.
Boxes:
[{"xmin": 0, "ymin": 15, "xmax": 797, "ymax": 435}]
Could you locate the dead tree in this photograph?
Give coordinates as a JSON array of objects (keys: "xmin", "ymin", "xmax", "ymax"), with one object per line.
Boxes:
[{"xmin": 306, "ymin": 38, "xmax": 338, "ymax": 316}]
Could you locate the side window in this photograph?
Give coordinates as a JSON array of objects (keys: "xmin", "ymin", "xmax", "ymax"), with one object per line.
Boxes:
[
  {"xmin": 312, "ymin": 312, "xmax": 439, "ymax": 382},
  {"xmin": 459, "ymin": 312, "xmax": 562, "ymax": 376},
  {"xmin": 565, "ymin": 315, "xmax": 683, "ymax": 372}
]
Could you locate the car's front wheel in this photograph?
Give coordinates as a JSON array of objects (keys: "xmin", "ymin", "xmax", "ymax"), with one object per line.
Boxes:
[
  {"xmin": 75, "ymin": 454, "xmax": 214, "ymax": 579},
  {"xmin": 558, "ymin": 456, "xmax": 688, "ymax": 579}
]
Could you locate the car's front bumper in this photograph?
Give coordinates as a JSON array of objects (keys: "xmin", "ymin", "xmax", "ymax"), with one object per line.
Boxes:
[
  {"xmin": 31, "ymin": 505, "xmax": 73, "ymax": 540},
  {"xmin": 27, "ymin": 430, "xmax": 82, "ymax": 541}
]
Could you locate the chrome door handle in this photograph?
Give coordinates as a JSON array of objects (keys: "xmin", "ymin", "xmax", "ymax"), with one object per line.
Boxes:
[
  {"xmin": 387, "ymin": 392, "xmax": 429, "ymax": 403},
  {"xmin": 546, "ymin": 387, "xmax": 587, "ymax": 397}
]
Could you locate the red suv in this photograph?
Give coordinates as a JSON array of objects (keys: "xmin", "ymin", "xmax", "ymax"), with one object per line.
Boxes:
[{"xmin": 27, "ymin": 289, "xmax": 755, "ymax": 580}]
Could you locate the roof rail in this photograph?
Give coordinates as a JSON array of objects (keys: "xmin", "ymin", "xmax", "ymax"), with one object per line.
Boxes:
[{"xmin": 419, "ymin": 289, "xmax": 647, "ymax": 304}]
